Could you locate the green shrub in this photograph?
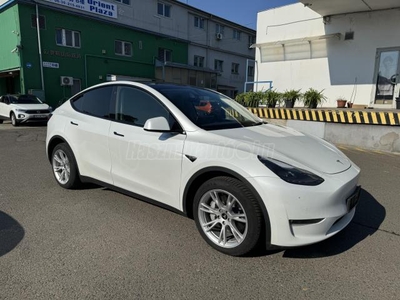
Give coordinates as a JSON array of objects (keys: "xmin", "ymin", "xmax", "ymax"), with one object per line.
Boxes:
[{"xmin": 302, "ymin": 88, "xmax": 327, "ymax": 108}]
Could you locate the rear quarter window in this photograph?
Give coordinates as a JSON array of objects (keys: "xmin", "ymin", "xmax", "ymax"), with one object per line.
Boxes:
[{"xmin": 71, "ymin": 86, "xmax": 115, "ymax": 119}]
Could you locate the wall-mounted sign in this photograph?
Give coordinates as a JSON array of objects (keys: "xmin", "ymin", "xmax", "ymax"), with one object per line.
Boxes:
[
  {"xmin": 43, "ymin": 0, "xmax": 117, "ymax": 19},
  {"xmin": 43, "ymin": 62, "xmax": 60, "ymax": 69},
  {"xmin": 44, "ymin": 49, "xmax": 82, "ymax": 59},
  {"xmin": 26, "ymin": 62, "xmax": 32, "ymax": 68}
]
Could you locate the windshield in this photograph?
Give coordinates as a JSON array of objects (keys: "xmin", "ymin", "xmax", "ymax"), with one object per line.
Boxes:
[
  {"xmin": 10, "ymin": 95, "xmax": 43, "ymax": 104},
  {"xmin": 152, "ymin": 85, "xmax": 262, "ymax": 130}
]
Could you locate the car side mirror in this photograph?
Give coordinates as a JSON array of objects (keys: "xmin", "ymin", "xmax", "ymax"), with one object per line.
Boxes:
[{"xmin": 143, "ymin": 117, "xmax": 171, "ymax": 132}]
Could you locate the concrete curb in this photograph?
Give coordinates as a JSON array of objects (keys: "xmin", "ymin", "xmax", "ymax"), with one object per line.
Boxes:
[
  {"xmin": 247, "ymin": 107, "xmax": 400, "ymax": 126},
  {"xmin": 264, "ymin": 118, "xmax": 400, "ymax": 153}
]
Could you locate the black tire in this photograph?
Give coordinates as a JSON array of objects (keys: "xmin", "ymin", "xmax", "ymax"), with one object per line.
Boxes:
[
  {"xmin": 0, "ymin": 120, "xmax": 3, "ymax": 124},
  {"xmin": 51, "ymin": 143, "xmax": 81, "ymax": 189},
  {"xmin": 10, "ymin": 113, "xmax": 18, "ymax": 127},
  {"xmin": 193, "ymin": 176, "xmax": 262, "ymax": 256}
]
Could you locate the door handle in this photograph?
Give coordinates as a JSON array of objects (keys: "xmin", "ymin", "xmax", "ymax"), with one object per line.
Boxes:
[
  {"xmin": 114, "ymin": 131, "xmax": 124, "ymax": 137},
  {"xmin": 70, "ymin": 121, "xmax": 78, "ymax": 126}
]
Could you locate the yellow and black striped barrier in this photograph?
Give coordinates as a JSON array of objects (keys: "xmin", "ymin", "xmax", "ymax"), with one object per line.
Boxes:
[{"xmin": 247, "ymin": 108, "xmax": 400, "ymax": 126}]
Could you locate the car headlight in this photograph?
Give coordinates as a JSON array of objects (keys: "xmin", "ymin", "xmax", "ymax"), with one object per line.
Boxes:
[
  {"xmin": 48, "ymin": 106, "xmax": 53, "ymax": 111},
  {"xmin": 15, "ymin": 109, "xmax": 26, "ymax": 112},
  {"xmin": 257, "ymin": 156, "xmax": 324, "ymax": 186}
]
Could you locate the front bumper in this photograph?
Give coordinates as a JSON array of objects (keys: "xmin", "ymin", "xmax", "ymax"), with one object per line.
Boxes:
[
  {"xmin": 16, "ymin": 112, "xmax": 51, "ymax": 123},
  {"xmin": 249, "ymin": 164, "xmax": 360, "ymax": 247}
]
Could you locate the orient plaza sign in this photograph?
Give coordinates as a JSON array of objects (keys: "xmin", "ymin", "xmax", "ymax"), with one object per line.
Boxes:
[{"xmin": 44, "ymin": 0, "xmax": 117, "ymax": 19}]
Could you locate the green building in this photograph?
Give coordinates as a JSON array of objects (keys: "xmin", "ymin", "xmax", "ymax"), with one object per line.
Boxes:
[{"xmin": 0, "ymin": 0, "xmax": 189, "ymax": 107}]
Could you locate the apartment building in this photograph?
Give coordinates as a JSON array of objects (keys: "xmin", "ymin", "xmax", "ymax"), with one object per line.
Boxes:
[{"xmin": 0, "ymin": 0, "xmax": 255, "ymax": 106}]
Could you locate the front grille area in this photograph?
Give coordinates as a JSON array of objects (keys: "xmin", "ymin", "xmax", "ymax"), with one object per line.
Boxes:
[{"xmin": 25, "ymin": 110, "xmax": 50, "ymax": 114}]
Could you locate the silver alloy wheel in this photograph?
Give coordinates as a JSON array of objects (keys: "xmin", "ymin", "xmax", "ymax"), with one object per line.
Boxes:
[
  {"xmin": 52, "ymin": 149, "xmax": 71, "ymax": 185},
  {"xmin": 198, "ymin": 189, "xmax": 248, "ymax": 248}
]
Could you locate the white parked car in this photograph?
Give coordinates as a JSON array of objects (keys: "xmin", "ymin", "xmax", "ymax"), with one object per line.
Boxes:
[
  {"xmin": 0, "ymin": 94, "xmax": 52, "ymax": 126},
  {"xmin": 46, "ymin": 82, "xmax": 361, "ymax": 256}
]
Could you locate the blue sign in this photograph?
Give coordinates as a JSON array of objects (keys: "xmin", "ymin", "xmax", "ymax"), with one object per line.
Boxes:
[{"xmin": 26, "ymin": 63, "xmax": 32, "ymax": 68}]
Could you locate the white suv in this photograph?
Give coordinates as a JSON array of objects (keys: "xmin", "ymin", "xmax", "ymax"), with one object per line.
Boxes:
[
  {"xmin": 46, "ymin": 82, "xmax": 361, "ymax": 256},
  {"xmin": 0, "ymin": 94, "xmax": 52, "ymax": 126}
]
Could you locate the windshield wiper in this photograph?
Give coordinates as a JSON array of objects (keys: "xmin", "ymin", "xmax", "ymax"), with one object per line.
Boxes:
[{"xmin": 244, "ymin": 121, "xmax": 266, "ymax": 127}]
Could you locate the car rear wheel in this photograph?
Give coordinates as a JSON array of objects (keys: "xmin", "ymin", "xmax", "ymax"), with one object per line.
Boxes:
[
  {"xmin": 10, "ymin": 113, "xmax": 18, "ymax": 127},
  {"xmin": 0, "ymin": 120, "xmax": 3, "ymax": 124},
  {"xmin": 193, "ymin": 176, "xmax": 262, "ymax": 256},
  {"xmin": 51, "ymin": 143, "xmax": 81, "ymax": 189}
]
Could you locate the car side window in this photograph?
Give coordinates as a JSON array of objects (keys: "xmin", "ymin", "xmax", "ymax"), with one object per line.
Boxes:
[
  {"xmin": 71, "ymin": 86, "xmax": 115, "ymax": 119},
  {"xmin": 4, "ymin": 96, "xmax": 9, "ymax": 105},
  {"xmin": 115, "ymin": 86, "xmax": 178, "ymax": 128}
]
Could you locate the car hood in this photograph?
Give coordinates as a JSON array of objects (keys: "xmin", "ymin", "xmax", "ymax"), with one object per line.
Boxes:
[
  {"xmin": 209, "ymin": 124, "xmax": 351, "ymax": 175},
  {"xmin": 11, "ymin": 104, "xmax": 50, "ymax": 110}
]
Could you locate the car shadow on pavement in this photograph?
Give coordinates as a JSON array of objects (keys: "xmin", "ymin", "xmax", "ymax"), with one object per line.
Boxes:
[
  {"xmin": 0, "ymin": 211, "xmax": 25, "ymax": 257},
  {"xmin": 281, "ymin": 188, "xmax": 385, "ymax": 258},
  {"xmin": 1, "ymin": 121, "xmax": 47, "ymax": 127},
  {"xmin": 76, "ymin": 182, "xmax": 102, "ymax": 190}
]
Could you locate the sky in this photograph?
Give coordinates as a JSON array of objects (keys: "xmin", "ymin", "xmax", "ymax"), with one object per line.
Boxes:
[{"xmin": 178, "ymin": 0, "xmax": 298, "ymax": 29}]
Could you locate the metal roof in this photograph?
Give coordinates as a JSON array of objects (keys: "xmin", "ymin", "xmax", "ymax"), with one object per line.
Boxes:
[
  {"xmin": 251, "ymin": 33, "xmax": 341, "ymax": 48},
  {"xmin": 299, "ymin": 0, "xmax": 400, "ymax": 16}
]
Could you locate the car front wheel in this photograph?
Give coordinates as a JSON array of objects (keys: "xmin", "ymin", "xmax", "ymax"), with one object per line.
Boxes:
[
  {"xmin": 193, "ymin": 176, "xmax": 262, "ymax": 256},
  {"xmin": 10, "ymin": 113, "xmax": 18, "ymax": 126},
  {"xmin": 51, "ymin": 143, "xmax": 81, "ymax": 189}
]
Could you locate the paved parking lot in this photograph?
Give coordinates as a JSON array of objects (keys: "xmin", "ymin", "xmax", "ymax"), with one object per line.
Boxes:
[{"xmin": 0, "ymin": 123, "xmax": 399, "ymax": 299}]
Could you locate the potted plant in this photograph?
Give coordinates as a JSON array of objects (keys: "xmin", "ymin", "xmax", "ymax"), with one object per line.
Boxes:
[
  {"xmin": 263, "ymin": 89, "xmax": 281, "ymax": 108},
  {"xmin": 246, "ymin": 91, "xmax": 265, "ymax": 107},
  {"xmin": 235, "ymin": 92, "xmax": 246, "ymax": 106},
  {"xmin": 235, "ymin": 91, "xmax": 263, "ymax": 107},
  {"xmin": 302, "ymin": 88, "xmax": 327, "ymax": 109},
  {"xmin": 336, "ymin": 97, "xmax": 347, "ymax": 108},
  {"xmin": 282, "ymin": 89, "xmax": 301, "ymax": 108}
]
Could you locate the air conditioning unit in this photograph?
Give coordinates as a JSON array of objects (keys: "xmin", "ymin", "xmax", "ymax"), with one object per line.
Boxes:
[
  {"xmin": 216, "ymin": 33, "xmax": 223, "ymax": 40},
  {"xmin": 60, "ymin": 76, "xmax": 73, "ymax": 86}
]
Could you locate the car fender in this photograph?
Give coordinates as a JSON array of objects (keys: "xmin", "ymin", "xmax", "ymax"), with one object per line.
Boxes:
[{"xmin": 181, "ymin": 165, "xmax": 272, "ymax": 247}]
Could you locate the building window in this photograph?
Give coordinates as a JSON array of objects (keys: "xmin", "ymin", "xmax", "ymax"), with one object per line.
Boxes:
[
  {"xmin": 115, "ymin": 40, "xmax": 132, "ymax": 57},
  {"xmin": 247, "ymin": 66, "xmax": 254, "ymax": 77},
  {"xmin": 214, "ymin": 59, "xmax": 223, "ymax": 72},
  {"xmin": 194, "ymin": 16, "xmax": 205, "ymax": 29},
  {"xmin": 56, "ymin": 29, "xmax": 81, "ymax": 48},
  {"xmin": 216, "ymin": 24, "xmax": 225, "ymax": 35},
  {"xmin": 231, "ymin": 63, "xmax": 239, "ymax": 74},
  {"xmin": 158, "ymin": 48, "xmax": 172, "ymax": 62},
  {"xmin": 248, "ymin": 35, "xmax": 256, "ymax": 48},
  {"xmin": 194, "ymin": 56, "xmax": 205, "ymax": 68},
  {"xmin": 233, "ymin": 30, "xmax": 241, "ymax": 40},
  {"xmin": 158, "ymin": 2, "xmax": 171, "ymax": 17},
  {"xmin": 31, "ymin": 15, "xmax": 46, "ymax": 29},
  {"xmin": 115, "ymin": 0, "xmax": 130, "ymax": 5}
]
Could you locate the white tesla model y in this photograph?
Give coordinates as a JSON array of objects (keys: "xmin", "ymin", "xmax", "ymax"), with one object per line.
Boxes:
[{"xmin": 46, "ymin": 82, "xmax": 361, "ymax": 256}]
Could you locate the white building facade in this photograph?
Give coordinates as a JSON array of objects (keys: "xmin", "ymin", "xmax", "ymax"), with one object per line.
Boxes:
[{"xmin": 254, "ymin": 0, "xmax": 400, "ymax": 108}]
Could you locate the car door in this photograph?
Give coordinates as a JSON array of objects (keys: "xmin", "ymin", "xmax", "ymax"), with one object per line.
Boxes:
[
  {"xmin": 0, "ymin": 96, "xmax": 10, "ymax": 119},
  {"xmin": 108, "ymin": 85, "xmax": 186, "ymax": 209},
  {"xmin": 64, "ymin": 85, "xmax": 115, "ymax": 184},
  {"xmin": 0, "ymin": 96, "xmax": 5, "ymax": 118}
]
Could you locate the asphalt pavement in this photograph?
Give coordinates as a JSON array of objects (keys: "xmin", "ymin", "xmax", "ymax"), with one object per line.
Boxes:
[{"xmin": 0, "ymin": 123, "xmax": 399, "ymax": 299}]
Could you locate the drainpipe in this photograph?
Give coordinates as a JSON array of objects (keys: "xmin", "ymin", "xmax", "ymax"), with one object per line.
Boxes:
[{"xmin": 36, "ymin": 4, "xmax": 45, "ymax": 92}]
